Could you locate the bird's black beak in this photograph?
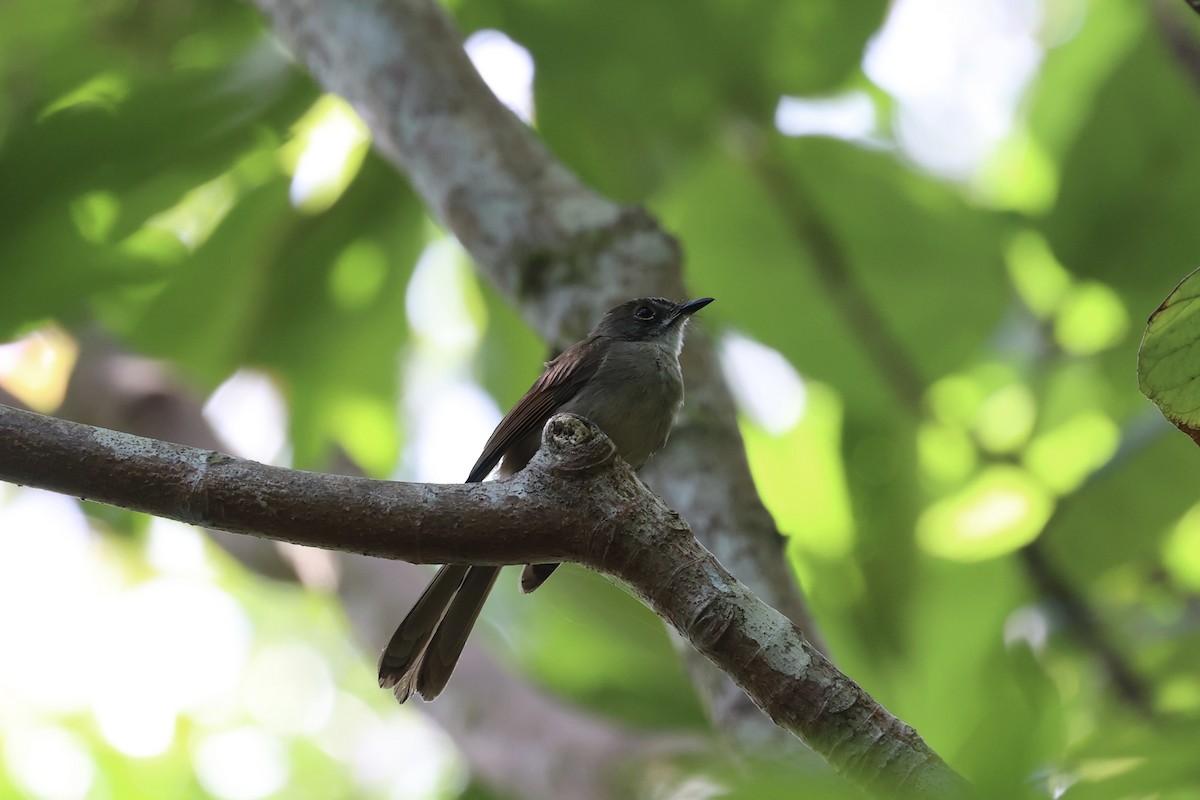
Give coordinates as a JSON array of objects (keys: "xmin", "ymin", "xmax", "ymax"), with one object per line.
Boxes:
[{"xmin": 677, "ymin": 297, "xmax": 714, "ymax": 316}]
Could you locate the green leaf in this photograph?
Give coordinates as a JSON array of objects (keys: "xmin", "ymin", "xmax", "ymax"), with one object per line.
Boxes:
[
  {"xmin": 252, "ymin": 156, "xmax": 425, "ymax": 473},
  {"xmin": 0, "ymin": 11, "xmax": 314, "ymax": 339},
  {"xmin": 1139, "ymin": 266, "xmax": 1200, "ymax": 446},
  {"xmin": 114, "ymin": 179, "xmax": 296, "ymax": 383}
]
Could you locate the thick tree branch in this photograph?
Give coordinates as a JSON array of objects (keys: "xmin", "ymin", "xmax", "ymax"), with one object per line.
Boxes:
[
  {"xmin": 254, "ymin": 0, "xmax": 648, "ymax": 321},
  {"xmin": 60, "ymin": 330, "xmax": 300, "ymax": 581},
  {"xmin": 252, "ymin": 0, "xmax": 822, "ymax": 739},
  {"xmin": 0, "ymin": 402, "xmax": 969, "ymax": 798},
  {"xmin": 53, "ymin": 335, "xmax": 692, "ymax": 800}
]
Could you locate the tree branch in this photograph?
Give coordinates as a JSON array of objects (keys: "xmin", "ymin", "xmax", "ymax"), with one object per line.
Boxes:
[
  {"xmin": 51, "ymin": 334, "xmax": 695, "ymax": 800},
  {"xmin": 59, "ymin": 329, "xmax": 301, "ymax": 581},
  {"xmin": 1157, "ymin": 1, "xmax": 1200, "ymax": 98},
  {"xmin": 252, "ymin": 0, "xmax": 823, "ymax": 739},
  {"xmin": 254, "ymin": 0, "xmax": 649, "ymax": 320},
  {"xmin": 0, "ymin": 402, "xmax": 969, "ymax": 798},
  {"xmin": 1016, "ymin": 411, "xmax": 1169, "ymax": 716}
]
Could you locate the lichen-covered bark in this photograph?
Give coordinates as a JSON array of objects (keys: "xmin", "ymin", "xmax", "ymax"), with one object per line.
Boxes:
[
  {"xmin": 54, "ymin": 337, "xmax": 695, "ymax": 800},
  {"xmin": 0, "ymin": 403, "xmax": 970, "ymax": 797},
  {"xmin": 252, "ymin": 0, "xmax": 819, "ymax": 740}
]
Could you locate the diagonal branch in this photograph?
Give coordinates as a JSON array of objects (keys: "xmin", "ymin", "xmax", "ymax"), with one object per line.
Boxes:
[
  {"xmin": 53, "ymin": 334, "xmax": 699, "ymax": 800},
  {"xmin": 254, "ymin": 0, "xmax": 653, "ymax": 326},
  {"xmin": 0, "ymin": 402, "xmax": 970, "ymax": 798},
  {"xmin": 1016, "ymin": 412, "xmax": 1169, "ymax": 716},
  {"xmin": 252, "ymin": 0, "xmax": 822, "ymax": 739}
]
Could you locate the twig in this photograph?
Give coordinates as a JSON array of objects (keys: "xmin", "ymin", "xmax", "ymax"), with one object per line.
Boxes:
[
  {"xmin": 1019, "ymin": 543, "xmax": 1151, "ymax": 714},
  {"xmin": 1017, "ymin": 412, "xmax": 1169, "ymax": 716},
  {"xmin": 750, "ymin": 135, "xmax": 1156, "ymax": 715},
  {"xmin": 1157, "ymin": 1, "xmax": 1200, "ymax": 96},
  {"xmin": 748, "ymin": 145, "xmax": 926, "ymax": 413}
]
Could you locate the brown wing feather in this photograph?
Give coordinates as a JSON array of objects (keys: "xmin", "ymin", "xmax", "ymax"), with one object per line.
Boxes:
[
  {"xmin": 466, "ymin": 337, "xmax": 603, "ymax": 483},
  {"xmin": 379, "ymin": 336, "xmax": 605, "ymax": 702}
]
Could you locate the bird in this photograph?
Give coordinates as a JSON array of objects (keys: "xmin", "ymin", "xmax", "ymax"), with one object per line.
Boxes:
[{"xmin": 378, "ymin": 295, "xmax": 714, "ymax": 702}]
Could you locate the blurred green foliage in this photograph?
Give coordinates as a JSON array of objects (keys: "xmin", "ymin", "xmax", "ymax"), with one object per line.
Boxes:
[{"xmin": 4, "ymin": 0, "xmax": 1200, "ymax": 798}]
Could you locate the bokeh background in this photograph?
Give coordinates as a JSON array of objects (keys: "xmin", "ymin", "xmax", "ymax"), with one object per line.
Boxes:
[{"xmin": 3, "ymin": 0, "xmax": 1200, "ymax": 797}]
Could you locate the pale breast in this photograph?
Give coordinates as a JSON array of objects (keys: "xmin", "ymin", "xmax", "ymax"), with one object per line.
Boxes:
[{"xmin": 560, "ymin": 340, "xmax": 684, "ymax": 470}]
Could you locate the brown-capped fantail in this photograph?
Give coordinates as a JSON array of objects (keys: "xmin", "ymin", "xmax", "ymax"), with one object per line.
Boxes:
[{"xmin": 378, "ymin": 296, "xmax": 714, "ymax": 702}]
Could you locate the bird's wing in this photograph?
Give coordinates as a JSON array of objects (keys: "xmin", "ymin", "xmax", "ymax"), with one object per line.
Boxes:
[{"xmin": 466, "ymin": 337, "xmax": 604, "ymax": 483}]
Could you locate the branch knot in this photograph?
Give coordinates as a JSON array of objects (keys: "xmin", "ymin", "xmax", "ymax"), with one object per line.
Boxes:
[{"xmin": 536, "ymin": 413, "xmax": 619, "ymax": 476}]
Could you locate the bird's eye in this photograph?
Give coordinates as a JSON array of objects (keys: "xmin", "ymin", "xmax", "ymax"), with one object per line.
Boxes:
[{"xmin": 634, "ymin": 306, "xmax": 655, "ymax": 321}]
